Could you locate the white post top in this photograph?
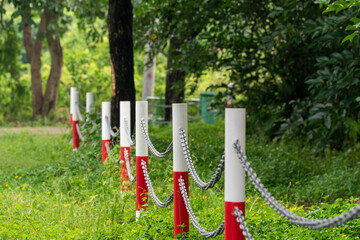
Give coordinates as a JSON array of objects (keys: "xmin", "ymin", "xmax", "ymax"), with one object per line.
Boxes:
[
  {"xmin": 173, "ymin": 103, "xmax": 188, "ymax": 172},
  {"xmin": 136, "ymin": 101, "xmax": 148, "ymax": 157},
  {"xmin": 86, "ymin": 92, "xmax": 94, "ymax": 113},
  {"xmin": 120, "ymin": 101, "xmax": 131, "ymax": 147},
  {"xmin": 72, "ymin": 92, "xmax": 80, "ymax": 121},
  {"xmin": 102, "ymin": 102, "xmax": 111, "ymax": 140},
  {"xmin": 225, "ymin": 108, "xmax": 246, "ymax": 202},
  {"xmin": 70, "ymin": 87, "xmax": 77, "ymax": 114}
]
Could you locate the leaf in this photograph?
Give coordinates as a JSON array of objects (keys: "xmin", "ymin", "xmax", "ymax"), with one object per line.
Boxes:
[
  {"xmin": 324, "ymin": 115, "xmax": 331, "ymax": 129},
  {"xmin": 342, "ymin": 31, "xmax": 358, "ymax": 44},
  {"xmin": 316, "ymin": 56, "xmax": 330, "ymax": 64},
  {"xmin": 345, "ymin": 25, "xmax": 357, "ymax": 31},
  {"xmin": 14, "ymin": 202, "xmax": 23, "ymax": 210},
  {"xmin": 309, "ymin": 112, "xmax": 326, "ymax": 122},
  {"xmin": 330, "ymin": 52, "xmax": 343, "ymax": 60},
  {"xmin": 306, "ymin": 78, "xmax": 324, "ymax": 84},
  {"xmin": 350, "ymin": 17, "xmax": 360, "ymax": 24}
]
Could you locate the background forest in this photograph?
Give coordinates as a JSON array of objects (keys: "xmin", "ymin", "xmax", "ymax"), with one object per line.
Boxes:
[{"xmin": 1, "ymin": 0, "xmax": 360, "ymax": 151}]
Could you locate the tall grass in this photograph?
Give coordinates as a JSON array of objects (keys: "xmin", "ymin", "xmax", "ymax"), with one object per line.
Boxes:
[{"xmin": 0, "ymin": 122, "xmax": 359, "ymax": 239}]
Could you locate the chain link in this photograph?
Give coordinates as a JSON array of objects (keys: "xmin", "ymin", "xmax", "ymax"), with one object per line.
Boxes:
[
  {"xmin": 233, "ymin": 140, "xmax": 360, "ymax": 229},
  {"xmin": 124, "ymin": 148, "xmax": 136, "ymax": 182},
  {"xmin": 233, "ymin": 207, "xmax": 254, "ymax": 240},
  {"xmin": 104, "ymin": 142, "xmax": 121, "ymax": 164},
  {"xmin": 141, "ymin": 160, "xmax": 174, "ymax": 207},
  {"xmin": 75, "ymin": 123, "xmax": 85, "ymax": 141},
  {"xmin": 105, "ymin": 116, "xmax": 120, "ymax": 137},
  {"xmin": 76, "ymin": 105, "xmax": 84, "ymax": 121},
  {"xmin": 114, "ymin": 157, "xmax": 120, "ymax": 164},
  {"xmin": 178, "ymin": 177, "xmax": 225, "ymax": 238},
  {"xmin": 140, "ymin": 119, "xmax": 173, "ymax": 158},
  {"xmin": 179, "ymin": 128, "xmax": 224, "ymax": 190},
  {"xmin": 105, "ymin": 142, "xmax": 111, "ymax": 156},
  {"xmin": 123, "ymin": 117, "xmax": 135, "ymax": 145}
]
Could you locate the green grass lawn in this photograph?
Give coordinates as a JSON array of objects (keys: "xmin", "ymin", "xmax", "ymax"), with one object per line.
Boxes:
[{"xmin": 0, "ymin": 122, "xmax": 359, "ymax": 239}]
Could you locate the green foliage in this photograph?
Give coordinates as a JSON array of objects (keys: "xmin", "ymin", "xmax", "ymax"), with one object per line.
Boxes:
[
  {"xmin": 0, "ymin": 21, "xmax": 20, "ymax": 78},
  {"xmin": 0, "ymin": 122, "xmax": 359, "ymax": 239},
  {"xmin": 318, "ymin": 0, "xmax": 360, "ymax": 43},
  {"xmin": 270, "ymin": 5, "xmax": 360, "ymax": 150}
]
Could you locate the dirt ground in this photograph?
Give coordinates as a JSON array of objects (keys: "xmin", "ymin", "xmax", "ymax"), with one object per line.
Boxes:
[{"xmin": 0, "ymin": 127, "xmax": 68, "ymax": 135}]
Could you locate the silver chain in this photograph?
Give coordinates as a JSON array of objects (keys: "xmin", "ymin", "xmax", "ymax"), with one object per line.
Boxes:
[
  {"xmin": 114, "ymin": 157, "xmax": 120, "ymax": 164},
  {"xmin": 124, "ymin": 148, "xmax": 136, "ymax": 182},
  {"xmin": 233, "ymin": 207, "xmax": 254, "ymax": 240},
  {"xmin": 179, "ymin": 128, "xmax": 224, "ymax": 190},
  {"xmin": 123, "ymin": 117, "xmax": 135, "ymax": 146},
  {"xmin": 141, "ymin": 160, "xmax": 174, "ymax": 207},
  {"xmin": 105, "ymin": 116, "xmax": 120, "ymax": 137},
  {"xmin": 140, "ymin": 119, "xmax": 173, "ymax": 158},
  {"xmin": 76, "ymin": 105, "xmax": 84, "ymax": 121},
  {"xmin": 105, "ymin": 142, "xmax": 111, "ymax": 156},
  {"xmin": 75, "ymin": 123, "xmax": 85, "ymax": 141},
  {"xmin": 104, "ymin": 142, "xmax": 121, "ymax": 164},
  {"xmin": 233, "ymin": 140, "xmax": 360, "ymax": 229},
  {"xmin": 178, "ymin": 177, "xmax": 225, "ymax": 238}
]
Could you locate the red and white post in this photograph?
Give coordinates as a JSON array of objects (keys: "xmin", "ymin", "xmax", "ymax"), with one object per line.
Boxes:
[
  {"xmin": 86, "ymin": 92, "xmax": 94, "ymax": 113},
  {"xmin": 72, "ymin": 91, "xmax": 80, "ymax": 151},
  {"xmin": 135, "ymin": 101, "xmax": 148, "ymax": 220},
  {"xmin": 173, "ymin": 103, "xmax": 189, "ymax": 238},
  {"xmin": 101, "ymin": 102, "xmax": 111, "ymax": 164},
  {"xmin": 225, "ymin": 108, "xmax": 246, "ymax": 240},
  {"xmin": 120, "ymin": 101, "xmax": 131, "ymax": 191},
  {"xmin": 70, "ymin": 87, "xmax": 77, "ymax": 125}
]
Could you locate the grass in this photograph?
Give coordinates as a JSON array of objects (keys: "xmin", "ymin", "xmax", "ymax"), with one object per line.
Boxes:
[{"xmin": 0, "ymin": 121, "xmax": 359, "ymax": 239}]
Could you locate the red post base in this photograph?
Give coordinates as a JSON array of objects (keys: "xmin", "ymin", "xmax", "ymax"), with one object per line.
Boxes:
[
  {"xmin": 120, "ymin": 147, "xmax": 131, "ymax": 191},
  {"xmin": 225, "ymin": 201, "xmax": 245, "ymax": 240},
  {"xmin": 72, "ymin": 120, "xmax": 79, "ymax": 150},
  {"xmin": 101, "ymin": 139, "xmax": 111, "ymax": 164},
  {"xmin": 136, "ymin": 156, "xmax": 148, "ymax": 211},
  {"xmin": 174, "ymin": 171, "xmax": 189, "ymax": 238},
  {"xmin": 70, "ymin": 113, "xmax": 73, "ymax": 126}
]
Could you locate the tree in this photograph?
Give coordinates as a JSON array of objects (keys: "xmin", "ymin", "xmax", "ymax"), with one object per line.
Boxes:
[
  {"xmin": 164, "ymin": 37, "xmax": 185, "ymax": 121},
  {"xmin": 134, "ymin": 1, "xmax": 221, "ymax": 120},
  {"xmin": 135, "ymin": 0, "xmax": 360, "ymax": 149},
  {"xmin": 108, "ymin": 0, "xmax": 135, "ymax": 131},
  {"xmin": 9, "ymin": 0, "xmax": 67, "ymax": 118}
]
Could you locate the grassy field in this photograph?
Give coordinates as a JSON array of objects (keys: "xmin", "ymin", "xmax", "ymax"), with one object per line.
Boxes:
[{"xmin": 0, "ymin": 122, "xmax": 359, "ymax": 239}]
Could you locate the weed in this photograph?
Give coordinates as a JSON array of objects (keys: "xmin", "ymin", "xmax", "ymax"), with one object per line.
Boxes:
[{"xmin": 0, "ymin": 120, "xmax": 358, "ymax": 239}]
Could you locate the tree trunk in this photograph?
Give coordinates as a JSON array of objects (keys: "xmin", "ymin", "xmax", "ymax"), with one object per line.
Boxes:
[
  {"xmin": 22, "ymin": 10, "xmax": 46, "ymax": 117},
  {"xmin": 165, "ymin": 37, "xmax": 186, "ymax": 121},
  {"xmin": 41, "ymin": 11, "xmax": 63, "ymax": 117},
  {"xmin": 108, "ymin": 0, "xmax": 135, "ymax": 132}
]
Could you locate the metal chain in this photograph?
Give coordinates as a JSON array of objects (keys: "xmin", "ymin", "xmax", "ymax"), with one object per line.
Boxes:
[
  {"xmin": 233, "ymin": 140, "xmax": 360, "ymax": 229},
  {"xmin": 178, "ymin": 177, "xmax": 225, "ymax": 238},
  {"xmin": 233, "ymin": 207, "xmax": 254, "ymax": 240},
  {"xmin": 105, "ymin": 116, "xmax": 120, "ymax": 137},
  {"xmin": 123, "ymin": 117, "xmax": 135, "ymax": 145},
  {"xmin": 124, "ymin": 148, "xmax": 136, "ymax": 182},
  {"xmin": 179, "ymin": 128, "xmax": 224, "ymax": 190},
  {"xmin": 75, "ymin": 123, "xmax": 85, "ymax": 141},
  {"xmin": 105, "ymin": 142, "xmax": 111, "ymax": 156},
  {"xmin": 141, "ymin": 160, "xmax": 174, "ymax": 207},
  {"xmin": 114, "ymin": 157, "xmax": 120, "ymax": 164},
  {"xmin": 105, "ymin": 142, "xmax": 120, "ymax": 164},
  {"xmin": 75, "ymin": 105, "xmax": 84, "ymax": 121},
  {"xmin": 140, "ymin": 119, "xmax": 173, "ymax": 158}
]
